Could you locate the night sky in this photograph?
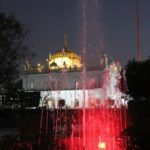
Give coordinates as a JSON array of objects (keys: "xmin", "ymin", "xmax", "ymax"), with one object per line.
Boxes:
[{"xmin": 1, "ymin": 0, "xmax": 150, "ymax": 67}]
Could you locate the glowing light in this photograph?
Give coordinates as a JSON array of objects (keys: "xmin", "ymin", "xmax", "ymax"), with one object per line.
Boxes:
[{"xmin": 98, "ymin": 141, "xmax": 106, "ymax": 149}]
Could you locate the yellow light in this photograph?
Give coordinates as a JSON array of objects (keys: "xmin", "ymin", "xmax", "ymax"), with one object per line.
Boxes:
[{"xmin": 98, "ymin": 141, "xmax": 106, "ymax": 149}]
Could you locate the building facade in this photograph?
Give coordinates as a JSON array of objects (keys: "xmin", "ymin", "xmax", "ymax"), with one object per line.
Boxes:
[{"xmin": 22, "ymin": 35, "xmax": 122, "ymax": 108}]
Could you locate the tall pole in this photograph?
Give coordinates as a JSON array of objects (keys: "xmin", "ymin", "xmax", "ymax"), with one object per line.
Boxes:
[
  {"xmin": 81, "ymin": 0, "xmax": 87, "ymax": 148},
  {"xmin": 137, "ymin": 0, "xmax": 141, "ymax": 63}
]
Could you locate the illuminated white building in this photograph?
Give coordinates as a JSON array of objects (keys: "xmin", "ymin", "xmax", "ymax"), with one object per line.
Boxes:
[{"xmin": 22, "ymin": 34, "xmax": 122, "ymax": 108}]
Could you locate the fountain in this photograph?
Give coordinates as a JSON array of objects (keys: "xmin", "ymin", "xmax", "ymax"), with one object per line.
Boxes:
[
  {"xmin": 36, "ymin": 56, "xmax": 127, "ymax": 150},
  {"xmin": 37, "ymin": 0, "xmax": 128, "ymax": 149},
  {"xmin": 56, "ymin": 64, "xmax": 127, "ymax": 150}
]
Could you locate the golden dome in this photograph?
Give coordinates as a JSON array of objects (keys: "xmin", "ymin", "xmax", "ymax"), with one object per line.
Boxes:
[
  {"xmin": 48, "ymin": 34, "xmax": 82, "ymax": 70},
  {"xmin": 49, "ymin": 49, "xmax": 81, "ymax": 61}
]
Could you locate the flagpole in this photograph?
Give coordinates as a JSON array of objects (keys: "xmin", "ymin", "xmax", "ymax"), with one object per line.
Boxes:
[{"xmin": 137, "ymin": 0, "xmax": 141, "ymax": 63}]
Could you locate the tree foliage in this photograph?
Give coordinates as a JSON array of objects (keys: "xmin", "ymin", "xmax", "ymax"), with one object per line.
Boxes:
[
  {"xmin": 125, "ymin": 58, "xmax": 150, "ymax": 100},
  {"xmin": 0, "ymin": 11, "xmax": 28, "ymax": 92}
]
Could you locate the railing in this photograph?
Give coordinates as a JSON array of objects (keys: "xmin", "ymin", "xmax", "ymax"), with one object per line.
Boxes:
[{"xmin": 22, "ymin": 66, "xmax": 104, "ymax": 74}]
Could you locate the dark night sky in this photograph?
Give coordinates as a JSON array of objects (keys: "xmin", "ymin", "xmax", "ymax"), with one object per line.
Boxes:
[{"xmin": 1, "ymin": 0, "xmax": 150, "ymax": 67}]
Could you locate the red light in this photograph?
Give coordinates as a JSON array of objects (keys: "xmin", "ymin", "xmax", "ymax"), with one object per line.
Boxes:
[{"xmin": 98, "ymin": 141, "xmax": 106, "ymax": 149}]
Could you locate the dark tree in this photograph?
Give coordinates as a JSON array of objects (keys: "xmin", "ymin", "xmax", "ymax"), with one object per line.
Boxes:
[
  {"xmin": 0, "ymin": 11, "xmax": 28, "ymax": 98},
  {"xmin": 121, "ymin": 58, "xmax": 150, "ymax": 149},
  {"xmin": 125, "ymin": 58, "xmax": 150, "ymax": 100}
]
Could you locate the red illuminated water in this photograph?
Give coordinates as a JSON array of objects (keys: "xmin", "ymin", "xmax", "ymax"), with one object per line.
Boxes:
[{"xmin": 60, "ymin": 108, "xmax": 127, "ymax": 150}]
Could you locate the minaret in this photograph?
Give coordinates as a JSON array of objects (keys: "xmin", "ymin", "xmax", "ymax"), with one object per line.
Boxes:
[{"xmin": 64, "ymin": 33, "xmax": 68, "ymax": 51}]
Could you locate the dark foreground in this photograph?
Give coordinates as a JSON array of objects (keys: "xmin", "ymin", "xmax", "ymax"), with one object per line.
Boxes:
[{"xmin": 0, "ymin": 108, "xmax": 127, "ymax": 150}]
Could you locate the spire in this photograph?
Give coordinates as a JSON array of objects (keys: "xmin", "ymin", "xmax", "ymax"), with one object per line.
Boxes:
[{"xmin": 64, "ymin": 33, "xmax": 68, "ymax": 51}]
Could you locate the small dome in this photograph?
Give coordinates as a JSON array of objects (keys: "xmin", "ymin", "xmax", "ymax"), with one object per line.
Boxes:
[{"xmin": 50, "ymin": 62, "xmax": 58, "ymax": 67}]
